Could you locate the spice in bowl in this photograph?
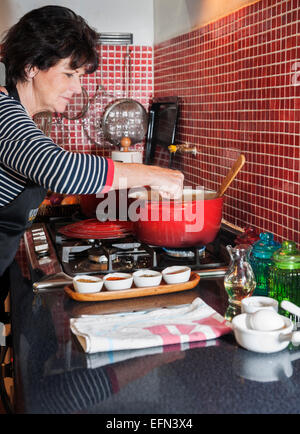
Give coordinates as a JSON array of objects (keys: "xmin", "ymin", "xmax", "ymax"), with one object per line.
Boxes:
[
  {"xmin": 103, "ymin": 273, "xmax": 133, "ymax": 291},
  {"xmin": 73, "ymin": 275, "xmax": 103, "ymax": 293},
  {"xmin": 162, "ymin": 266, "xmax": 191, "ymax": 284},
  {"xmin": 106, "ymin": 276, "xmax": 129, "ymax": 281},
  {"xmin": 133, "ymin": 269, "xmax": 162, "ymax": 288}
]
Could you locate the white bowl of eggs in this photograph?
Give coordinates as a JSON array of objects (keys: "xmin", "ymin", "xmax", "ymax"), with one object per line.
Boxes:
[{"xmin": 232, "ymin": 309, "xmax": 300, "ymax": 353}]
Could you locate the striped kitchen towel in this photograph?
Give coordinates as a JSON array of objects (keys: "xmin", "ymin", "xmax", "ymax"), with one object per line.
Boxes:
[{"xmin": 70, "ymin": 297, "xmax": 232, "ymax": 354}]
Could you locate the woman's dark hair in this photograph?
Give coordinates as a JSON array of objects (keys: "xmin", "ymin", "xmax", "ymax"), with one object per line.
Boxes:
[{"xmin": 1, "ymin": 5, "xmax": 99, "ymax": 88}]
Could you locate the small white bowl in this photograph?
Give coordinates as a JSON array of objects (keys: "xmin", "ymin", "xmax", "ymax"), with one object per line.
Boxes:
[
  {"xmin": 73, "ymin": 275, "xmax": 103, "ymax": 294},
  {"xmin": 162, "ymin": 266, "xmax": 191, "ymax": 284},
  {"xmin": 103, "ymin": 273, "xmax": 133, "ymax": 291},
  {"xmin": 232, "ymin": 313, "xmax": 298, "ymax": 353},
  {"xmin": 241, "ymin": 296, "xmax": 278, "ymax": 314},
  {"xmin": 133, "ymin": 269, "xmax": 162, "ymax": 288}
]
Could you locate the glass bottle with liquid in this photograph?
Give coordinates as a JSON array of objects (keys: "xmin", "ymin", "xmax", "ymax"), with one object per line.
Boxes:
[
  {"xmin": 224, "ymin": 244, "xmax": 256, "ymax": 320},
  {"xmin": 249, "ymin": 232, "xmax": 281, "ymax": 296}
]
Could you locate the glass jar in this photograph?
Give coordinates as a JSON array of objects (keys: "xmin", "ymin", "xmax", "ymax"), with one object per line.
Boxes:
[
  {"xmin": 250, "ymin": 232, "xmax": 281, "ymax": 296},
  {"xmin": 234, "ymin": 226, "xmax": 259, "ymax": 246},
  {"xmin": 269, "ymin": 241, "xmax": 300, "ymax": 316},
  {"xmin": 224, "ymin": 244, "xmax": 256, "ymax": 320}
]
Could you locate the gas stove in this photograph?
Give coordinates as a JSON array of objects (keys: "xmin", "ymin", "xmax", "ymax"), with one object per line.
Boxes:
[{"xmin": 24, "ymin": 216, "xmax": 239, "ymax": 289}]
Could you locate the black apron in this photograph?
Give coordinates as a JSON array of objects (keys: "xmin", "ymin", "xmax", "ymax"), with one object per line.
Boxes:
[
  {"xmin": 0, "ymin": 87, "xmax": 47, "ymax": 312},
  {"xmin": 0, "ymin": 180, "xmax": 47, "ymax": 276}
]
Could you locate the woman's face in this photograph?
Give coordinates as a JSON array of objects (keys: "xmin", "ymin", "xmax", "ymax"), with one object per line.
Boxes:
[{"xmin": 31, "ymin": 57, "xmax": 85, "ymax": 113}]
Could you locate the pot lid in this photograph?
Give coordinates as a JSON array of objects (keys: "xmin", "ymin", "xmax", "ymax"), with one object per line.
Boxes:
[
  {"xmin": 272, "ymin": 241, "xmax": 300, "ymax": 270},
  {"xmin": 59, "ymin": 219, "xmax": 134, "ymax": 240},
  {"xmin": 252, "ymin": 232, "xmax": 281, "ymax": 259}
]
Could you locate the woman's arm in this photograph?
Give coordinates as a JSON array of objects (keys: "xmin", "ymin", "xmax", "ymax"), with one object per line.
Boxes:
[{"xmin": 0, "ymin": 88, "xmax": 184, "ymax": 198}]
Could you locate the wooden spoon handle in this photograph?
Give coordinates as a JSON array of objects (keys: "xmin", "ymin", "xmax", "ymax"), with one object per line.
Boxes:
[{"xmin": 216, "ymin": 154, "xmax": 245, "ymax": 197}]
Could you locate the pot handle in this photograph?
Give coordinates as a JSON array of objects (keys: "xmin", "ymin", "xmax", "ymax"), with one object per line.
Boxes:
[
  {"xmin": 279, "ymin": 331, "xmax": 300, "ymax": 345},
  {"xmin": 33, "ymin": 272, "xmax": 73, "ymax": 292},
  {"xmin": 291, "ymin": 331, "xmax": 300, "ymax": 345}
]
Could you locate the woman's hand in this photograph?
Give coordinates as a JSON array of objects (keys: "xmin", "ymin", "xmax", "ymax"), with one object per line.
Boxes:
[
  {"xmin": 112, "ymin": 162, "xmax": 184, "ymax": 199},
  {"xmin": 0, "ymin": 86, "xmax": 8, "ymax": 94},
  {"xmin": 144, "ymin": 165, "xmax": 184, "ymax": 199}
]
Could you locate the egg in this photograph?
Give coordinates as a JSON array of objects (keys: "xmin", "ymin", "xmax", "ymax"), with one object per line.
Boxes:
[{"xmin": 249, "ymin": 309, "xmax": 286, "ymax": 331}]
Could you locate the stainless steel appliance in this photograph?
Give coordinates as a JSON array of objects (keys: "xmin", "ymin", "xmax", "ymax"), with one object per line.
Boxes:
[{"xmin": 23, "ymin": 216, "xmax": 238, "ymax": 291}]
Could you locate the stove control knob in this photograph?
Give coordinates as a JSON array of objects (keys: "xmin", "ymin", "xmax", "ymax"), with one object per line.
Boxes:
[
  {"xmin": 34, "ymin": 242, "xmax": 49, "ymax": 253},
  {"xmin": 37, "ymin": 251, "xmax": 50, "ymax": 259}
]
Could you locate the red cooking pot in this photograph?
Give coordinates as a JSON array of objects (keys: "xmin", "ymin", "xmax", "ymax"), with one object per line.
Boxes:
[
  {"xmin": 80, "ymin": 190, "xmax": 130, "ymax": 220},
  {"xmin": 130, "ymin": 189, "xmax": 223, "ymax": 248},
  {"xmin": 80, "ymin": 194, "xmax": 102, "ymax": 218}
]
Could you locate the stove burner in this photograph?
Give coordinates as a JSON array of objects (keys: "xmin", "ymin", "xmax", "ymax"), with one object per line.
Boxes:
[
  {"xmin": 162, "ymin": 246, "xmax": 206, "ymax": 258},
  {"xmin": 41, "ymin": 218, "xmax": 227, "ymax": 277}
]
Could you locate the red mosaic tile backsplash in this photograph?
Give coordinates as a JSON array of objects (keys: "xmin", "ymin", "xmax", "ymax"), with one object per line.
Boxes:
[{"xmin": 153, "ymin": 0, "xmax": 300, "ymax": 246}]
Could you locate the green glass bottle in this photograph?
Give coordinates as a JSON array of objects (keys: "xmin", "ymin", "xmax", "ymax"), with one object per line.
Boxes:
[
  {"xmin": 269, "ymin": 241, "xmax": 300, "ymax": 316},
  {"xmin": 250, "ymin": 233, "xmax": 281, "ymax": 296}
]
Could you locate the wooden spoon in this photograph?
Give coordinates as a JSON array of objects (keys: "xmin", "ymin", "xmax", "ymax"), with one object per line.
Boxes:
[{"xmin": 215, "ymin": 154, "xmax": 245, "ymax": 198}]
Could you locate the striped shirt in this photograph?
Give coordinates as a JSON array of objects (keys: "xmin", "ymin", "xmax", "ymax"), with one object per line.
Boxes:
[{"xmin": 0, "ymin": 92, "xmax": 114, "ymax": 207}]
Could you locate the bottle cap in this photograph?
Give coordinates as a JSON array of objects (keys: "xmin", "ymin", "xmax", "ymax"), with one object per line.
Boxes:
[
  {"xmin": 252, "ymin": 232, "xmax": 281, "ymax": 259},
  {"xmin": 273, "ymin": 241, "xmax": 300, "ymax": 270},
  {"xmin": 235, "ymin": 226, "xmax": 259, "ymax": 246}
]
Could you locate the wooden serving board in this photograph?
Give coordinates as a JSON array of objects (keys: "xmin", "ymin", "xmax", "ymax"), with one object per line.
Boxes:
[{"xmin": 64, "ymin": 272, "xmax": 200, "ymax": 302}]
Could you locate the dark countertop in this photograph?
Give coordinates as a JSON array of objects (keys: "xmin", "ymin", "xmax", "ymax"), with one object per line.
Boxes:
[{"xmin": 8, "ymin": 259, "xmax": 300, "ymax": 415}]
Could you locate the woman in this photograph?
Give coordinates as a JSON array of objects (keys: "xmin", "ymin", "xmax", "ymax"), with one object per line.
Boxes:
[{"xmin": 0, "ymin": 5, "xmax": 183, "ymax": 318}]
